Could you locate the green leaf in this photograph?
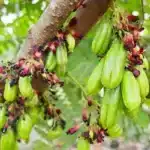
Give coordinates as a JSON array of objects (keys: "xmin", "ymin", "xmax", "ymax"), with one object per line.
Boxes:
[
  {"xmin": 116, "ymin": 0, "xmax": 142, "ymax": 12},
  {"xmin": 32, "ymin": 140, "xmax": 52, "ymax": 150},
  {"xmin": 67, "ymin": 38, "xmax": 99, "ymax": 87}
]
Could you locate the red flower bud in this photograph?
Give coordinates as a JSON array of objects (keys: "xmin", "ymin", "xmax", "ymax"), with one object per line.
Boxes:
[
  {"xmin": 123, "ymin": 33, "xmax": 135, "ymax": 50},
  {"xmin": 127, "ymin": 24, "xmax": 139, "ymax": 31},
  {"xmin": 0, "ymin": 66, "xmax": 4, "ymax": 74},
  {"xmin": 47, "ymin": 107, "xmax": 54, "ymax": 117},
  {"xmin": 56, "ymin": 109, "xmax": 61, "ymax": 115},
  {"xmin": 66, "ymin": 125, "xmax": 80, "ymax": 135},
  {"xmin": 88, "ymin": 100, "xmax": 93, "ymax": 106},
  {"xmin": 17, "ymin": 97, "xmax": 25, "ymax": 106},
  {"xmin": 127, "ymin": 15, "xmax": 138, "ymax": 22},
  {"xmin": 82, "ymin": 108, "xmax": 88, "ymax": 122},
  {"xmin": 57, "ymin": 30, "xmax": 65, "ymax": 40},
  {"xmin": 19, "ymin": 68, "xmax": 30, "ymax": 77},
  {"xmin": 126, "ymin": 65, "xmax": 134, "ymax": 72},
  {"xmin": 33, "ymin": 51, "xmax": 42, "ymax": 59},
  {"xmin": 133, "ymin": 68, "xmax": 140, "ymax": 77},
  {"xmin": 133, "ymin": 30, "xmax": 140, "ymax": 41},
  {"xmin": 71, "ymin": 30, "xmax": 83, "ymax": 39}
]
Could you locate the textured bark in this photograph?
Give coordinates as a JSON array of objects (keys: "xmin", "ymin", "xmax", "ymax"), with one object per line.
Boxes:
[
  {"xmin": 15, "ymin": 1, "xmax": 113, "ymax": 149},
  {"xmin": 15, "ymin": 0, "xmax": 112, "ymax": 94},
  {"xmin": 73, "ymin": 0, "xmax": 111, "ymax": 36},
  {"xmin": 17, "ymin": 0, "xmax": 112, "ymax": 60},
  {"xmin": 17, "ymin": 0, "xmax": 79, "ymax": 59}
]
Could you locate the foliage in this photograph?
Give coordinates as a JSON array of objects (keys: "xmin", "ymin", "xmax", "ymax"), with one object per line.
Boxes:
[{"xmin": 0, "ymin": 0, "xmax": 49, "ymax": 60}]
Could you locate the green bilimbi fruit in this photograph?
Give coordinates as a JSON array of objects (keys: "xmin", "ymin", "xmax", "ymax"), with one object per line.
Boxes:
[
  {"xmin": 28, "ymin": 107, "xmax": 40, "ymax": 125},
  {"xmin": 56, "ymin": 44, "xmax": 68, "ymax": 65},
  {"xmin": 99, "ymin": 103, "xmax": 108, "ymax": 129},
  {"xmin": 25, "ymin": 94, "xmax": 39, "ymax": 107},
  {"xmin": 0, "ymin": 128, "xmax": 16, "ymax": 150},
  {"xmin": 66, "ymin": 34, "xmax": 75, "ymax": 52},
  {"xmin": 4, "ymin": 79, "xmax": 18, "ymax": 102},
  {"xmin": 14, "ymin": 142, "xmax": 19, "ymax": 150},
  {"xmin": 17, "ymin": 114, "xmax": 33, "ymax": 142},
  {"xmin": 19, "ymin": 76, "xmax": 34, "ymax": 98},
  {"xmin": 128, "ymin": 107, "xmax": 140, "ymax": 120},
  {"xmin": 47, "ymin": 126, "xmax": 63, "ymax": 140},
  {"xmin": 39, "ymin": 107, "xmax": 45, "ymax": 120},
  {"xmin": 99, "ymin": 86, "xmax": 121, "ymax": 129},
  {"xmin": 56, "ymin": 65, "xmax": 67, "ymax": 77},
  {"xmin": 106, "ymin": 86, "xmax": 121, "ymax": 128},
  {"xmin": 86, "ymin": 58, "xmax": 104, "ymax": 95},
  {"xmin": 101, "ymin": 39, "xmax": 126, "ymax": 88},
  {"xmin": 56, "ymin": 44, "xmax": 68, "ymax": 76},
  {"xmin": 121, "ymin": 71, "xmax": 141, "ymax": 111},
  {"xmin": 92, "ymin": 10, "xmax": 113, "ymax": 55},
  {"xmin": 77, "ymin": 137, "xmax": 90, "ymax": 150},
  {"xmin": 99, "ymin": 89, "xmax": 110, "ymax": 128},
  {"xmin": 143, "ymin": 57, "xmax": 149, "ymax": 70},
  {"xmin": 107, "ymin": 124, "xmax": 123, "ymax": 138},
  {"xmin": 45, "ymin": 51, "xmax": 57, "ymax": 72},
  {"xmin": 0, "ymin": 105, "xmax": 7, "ymax": 129},
  {"xmin": 136, "ymin": 66, "xmax": 149, "ymax": 98},
  {"xmin": 120, "ymin": 94, "xmax": 139, "ymax": 119},
  {"xmin": 125, "ymin": 107, "xmax": 140, "ymax": 120}
]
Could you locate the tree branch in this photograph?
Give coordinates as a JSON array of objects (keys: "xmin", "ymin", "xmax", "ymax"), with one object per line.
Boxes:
[
  {"xmin": 17, "ymin": 0, "xmax": 112, "ymax": 60},
  {"xmin": 13, "ymin": 0, "xmax": 112, "ymax": 93},
  {"xmin": 17, "ymin": 0, "xmax": 79, "ymax": 60},
  {"xmin": 73, "ymin": 0, "xmax": 111, "ymax": 35}
]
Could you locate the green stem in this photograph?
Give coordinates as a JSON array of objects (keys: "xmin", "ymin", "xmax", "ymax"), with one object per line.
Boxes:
[
  {"xmin": 67, "ymin": 72, "xmax": 101, "ymax": 108},
  {"xmin": 66, "ymin": 72, "xmax": 87, "ymax": 97}
]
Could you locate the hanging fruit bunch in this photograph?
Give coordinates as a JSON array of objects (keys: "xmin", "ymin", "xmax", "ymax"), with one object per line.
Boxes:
[
  {"xmin": 0, "ymin": 35, "xmax": 78, "ymax": 149},
  {"xmin": 0, "ymin": 6, "xmax": 79, "ymax": 150},
  {"xmin": 70, "ymin": 8, "xmax": 150, "ymax": 149}
]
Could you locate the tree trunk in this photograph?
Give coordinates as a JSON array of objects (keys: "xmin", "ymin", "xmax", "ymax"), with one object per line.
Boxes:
[{"xmin": 17, "ymin": 0, "xmax": 112, "ymax": 60}]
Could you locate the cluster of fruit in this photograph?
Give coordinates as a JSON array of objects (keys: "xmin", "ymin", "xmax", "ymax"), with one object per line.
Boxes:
[
  {"xmin": 45, "ymin": 33, "xmax": 74, "ymax": 76},
  {"xmin": 0, "ymin": 75, "xmax": 66, "ymax": 149},
  {"xmin": 0, "ymin": 23, "xmax": 77, "ymax": 149},
  {"xmin": 76, "ymin": 9, "xmax": 150, "ymax": 149}
]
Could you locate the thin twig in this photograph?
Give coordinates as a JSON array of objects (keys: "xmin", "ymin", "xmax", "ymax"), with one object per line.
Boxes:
[
  {"xmin": 67, "ymin": 72, "xmax": 102, "ymax": 108},
  {"xmin": 67, "ymin": 72, "xmax": 87, "ymax": 97}
]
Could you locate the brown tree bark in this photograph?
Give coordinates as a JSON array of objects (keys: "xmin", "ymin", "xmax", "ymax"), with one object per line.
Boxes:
[
  {"xmin": 0, "ymin": 1, "xmax": 113, "ymax": 149},
  {"xmin": 14, "ymin": 0, "xmax": 112, "ymax": 94},
  {"xmin": 73, "ymin": 0, "xmax": 111, "ymax": 35},
  {"xmin": 17, "ymin": 0, "xmax": 80, "ymax": 60},
  {"xmin": 0, "ymin": 0, "xmax": 112, "ymax": 91},
  {"xmin": 17, "ymin": 0, "xmax": 112, "ymax": 60}
]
